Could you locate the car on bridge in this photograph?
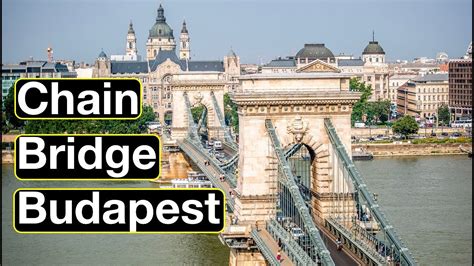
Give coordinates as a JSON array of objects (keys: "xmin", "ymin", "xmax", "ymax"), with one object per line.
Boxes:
[
  {"xmin": 213, "ymin": 141, "xmax": 223, "ymax": 150},
  {"xmin": 291, "ymin": 227, "xmax": 304, "ymax": 239}
]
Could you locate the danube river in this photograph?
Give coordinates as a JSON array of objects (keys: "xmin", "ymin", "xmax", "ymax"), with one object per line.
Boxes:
[{"xmin": 2, "ymin": 155, "xmax": 472, "ymax": 265}]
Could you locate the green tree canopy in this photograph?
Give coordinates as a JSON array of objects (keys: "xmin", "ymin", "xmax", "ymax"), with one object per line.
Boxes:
[
  {"xmin": 350, "ymin": 78, "xmax": 372, "ymax": 125},
  {"xmin": 392, "ymin": 115, "xmax": 419, "ymax": 139},
  {"xmin": 191, "ymin": 105, "xmax": 205, "ymax": 124},
  {"xmin": 25, "ymin": 105, "xmax": 156, "ymax": 134},
  {"xmin": 224, "ymin": 92, "xmax": 239, "ymax": 132},
  {"xmin": 3, "ymin": 85, "xmax": 25, "ymax": 131},
  {"xmin": 437, "ymin": 104, "xmax": 450, "ymax": 126}
]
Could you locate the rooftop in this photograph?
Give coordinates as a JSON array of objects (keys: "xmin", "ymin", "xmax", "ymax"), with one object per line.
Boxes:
[{"xmin": 412, "ymin": 73, "xmax": 448, "ymax": 83}]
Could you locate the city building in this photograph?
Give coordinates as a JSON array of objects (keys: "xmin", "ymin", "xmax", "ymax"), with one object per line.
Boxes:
[
  {"xmin": 448, "ymin": 58, "xmax": 472, "ymax": 121},
  {"xmin": 92, "ymin": 4, "xmax": 240, "ymax": 124},
  {"xmin": 388, "ymin": 73, "xmax": 417, "ymax": 103},
  {"xmin": 1, "ymin": 60, "xmax": 77, "ymax": 104},
  {"xmin": 110, "ymin": 21, "xmax": 141, "ymax": 61},
  {"xmin": 262, "ymin": 34, "xmax": 389, "ymax": 102},
  {"xmin": 261, "ymin": 57, "xmax": 296, "ymax": 73},
  {"xmin": 360, "ymin": 35, "xmax": 389, "ymax": 101},
  {"xmin": 397, "ymin": 73, "xmax": 449, "ymax": 119}
]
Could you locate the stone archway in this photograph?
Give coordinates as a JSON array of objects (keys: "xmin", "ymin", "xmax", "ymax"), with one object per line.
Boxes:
[
  {"xmin": 169, "ymin": 80, "xmax": 227, "ymax": 140},
  {"xmin": 281, "ymin": 132, "xmax": 339, "ymax": 224}
]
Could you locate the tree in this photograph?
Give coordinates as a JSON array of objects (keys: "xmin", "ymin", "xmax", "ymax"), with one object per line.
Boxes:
[
  {"xmin": 350, "ymin": 78, "xmax": 372, "ymax": 125},
  {"xmin": 191, "ymin": 105, "xmax": 205, "ymax": 124},
  {"xmin": 3, "ymin": 85, "xmax": 25, "ymax": 130},
  {"xmin": 392, "ymin": 115, "xmax": 419, "ymax": 139},
  {"xmin": 25, "ymin": 105, "xmax": 155, "ymax": 134},
  {"xmin": 367, "ymin": 100, "xmax": 391, "ymax": 124},
  {"xmin": 224, "ymin": 92, "xmax": 239, "ymax": 132},
  {"xmin": 437, "ymin": 104, "xmax": 450, "ymax": 126}
]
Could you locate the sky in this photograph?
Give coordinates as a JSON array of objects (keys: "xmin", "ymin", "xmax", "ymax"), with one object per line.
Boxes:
[{"xmin": 2, "ymin": 0, "xmax": 472, "ymax": 64}]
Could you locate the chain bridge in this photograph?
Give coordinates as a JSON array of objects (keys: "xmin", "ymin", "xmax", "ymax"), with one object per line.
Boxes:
[{"xmin": 165, "ymin": 69, "xmax": 416, "ymax": 265}]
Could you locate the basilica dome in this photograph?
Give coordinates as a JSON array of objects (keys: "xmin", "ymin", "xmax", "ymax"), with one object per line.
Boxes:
[
  {"xmin": 295, "ymin": 44, "xmax": 335, "ymax": 60},
  {"xmin": 149, "ymin": 4, "xmax": 174, "ymax": 39}
]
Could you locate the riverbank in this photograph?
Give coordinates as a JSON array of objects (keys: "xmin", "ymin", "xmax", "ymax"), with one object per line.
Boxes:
[{"xmin": 352, "ymin": 142, "xmax": 472, "ymax": 157}]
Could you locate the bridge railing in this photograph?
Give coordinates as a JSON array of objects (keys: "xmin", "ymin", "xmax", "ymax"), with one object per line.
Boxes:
[
  {"xmin": 265, "ymin": 119, "xmax": 335, "ymax": 266},
  {"xmin": 324, "ymin": 118, "xmax": 417, "ymax": 266},
  {"xmin": 326, "ymin": 217, "xmax": 386, "ymax": 264},
  {"xmin": 250, "ymin": 229, "xmax": 281, "ymax": 266},
  {"xmin": 182, "ymin": 137, "xmax": 237, "ymax": 188},
  {"xmin": 177, "ymin": 139, "xmax": 235, "ymax": 212},
  {"xmin": 266, "ymin": 219, "xmax": 317, "ymax": 265}
]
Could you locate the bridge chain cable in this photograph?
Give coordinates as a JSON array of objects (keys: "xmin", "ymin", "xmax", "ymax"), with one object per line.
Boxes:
[
  {"xmin": 324, "ymin": 118, "xmax": 417, "ymax": 266},
  {"xmin": 266, "ymin": 219, "xmax": 317, "ymax": 265},
  {"xmin": 196, "ymin": 107, "xmax": 208, "ymax": 134},
  {"xmin": 265, "ymin": 119, "xmax": 335, "ymax": 266},
  {"xmin": 183, "ymin": 92, "xmax": 200, "ymax": 143},
  {"xmin": 210, "ymin": 91, "xmax": 238, "ymax": 149}
]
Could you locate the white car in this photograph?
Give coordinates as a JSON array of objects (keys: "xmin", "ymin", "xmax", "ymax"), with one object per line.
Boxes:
[{"xmin": 291, "ymin": 227, "xmax": 304, "ymax": 239}]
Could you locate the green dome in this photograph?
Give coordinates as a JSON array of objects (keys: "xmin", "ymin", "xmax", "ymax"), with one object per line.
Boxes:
[
  {"xmin": 149, "ymin": 4, "xmax": 174, "ymax": 38},
  {"xmin": 362, "ymin": 41, "xmax": 385, "ymax": 55},
  {"xmin": 296, "ymin": 44, "xmax": 335, "ymax": 60},
  {"xmin": 149, "ymin": 23, "xmax": 174, "ymax": 38}
]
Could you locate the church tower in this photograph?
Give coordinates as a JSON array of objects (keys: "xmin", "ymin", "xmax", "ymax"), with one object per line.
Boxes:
[
  {"xmin": 146, "ymin": 4, "xmax": 176, "ymax": 61},
  {"xmin": 93, "ymin": 50, "xmax": 111, "ymax": 77},
  {"xmin": 126, "ymin": 20, "xmax": 138, "ymax": 56},
  {"xmin": 224, "ymin": 48, "xmax": 241, "ymax": 78},
  {"xmin": 179, "ymin": 20, "xmax": 190, "ymax": 60}
]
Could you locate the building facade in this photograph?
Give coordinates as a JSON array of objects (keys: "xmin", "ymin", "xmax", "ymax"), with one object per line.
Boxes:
[
  {"xmin": 388, "ymin": 73, "xmax": 417, "ymax": 104},
  {"xmin": 361, "ymin": 37, "xmax": 389, "ymax": 101},
  {"xmin": 2, "ymin": 61, "xmax": 77, "ymax": 104},
  {"xmin": 92, "ymin": 4, "xmax": 240, "ymax": 125},
  {"xmin": 448, "ymin": 58, "xmax": 472, "ymax": 120},
  {"xmin": 397, "ymin": 73, "xmax": 449, "ymax": 119},
  {"xmin": 262, "ymin": 35, "xmax": 389, "ymax": 102}
]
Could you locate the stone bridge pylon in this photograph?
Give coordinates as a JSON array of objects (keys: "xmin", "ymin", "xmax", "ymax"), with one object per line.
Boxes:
[
  {"xmin": 230, "ymin": 70, "xmax": 361, "ymax": 225},
  {"xmin": 169, "ymin": 74, "xmax": 227, "ymax": 140}
]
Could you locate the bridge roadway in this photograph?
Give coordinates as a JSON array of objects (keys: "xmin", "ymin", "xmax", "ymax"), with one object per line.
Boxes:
[
  {"xmin": 178, "ymin": 139, "xmax": 296, "ymax": 264},
  {"xmin": 255, "ymin": 227, "xmax": 292, "ymax": 266},
  {"xmin": 179, "ymin": 139, "xmax": 363, "ymax": 265},
  {"xmin": 177, "ymin": 139, "xmax": 236, "ymax": 210},
  {"xmin": 318, "ymin": 225, "xmax": 361, "ymax": 266}
]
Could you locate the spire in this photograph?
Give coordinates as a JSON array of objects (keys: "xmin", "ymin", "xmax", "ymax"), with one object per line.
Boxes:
[
  {"xmin": 181, "ymin": 20, "xmax": 188, "ymax": 34},
  {"xmin": 372, "ymin": 30, "xmax": 375, "ymax": 42},
  {"xmin": 98, "ymin": 48, "xmax": 107, "ymax": 58},
  {"xmin": 128, "ymin": 20, "xmax": 135, "ymax": 34},
  {"xmin": 156, "ymin": 4, "xmax": 165, "ymax": 22},
  {"xmin": 227, "ymin": 46, "xmax": 237, "ymax": 57}
]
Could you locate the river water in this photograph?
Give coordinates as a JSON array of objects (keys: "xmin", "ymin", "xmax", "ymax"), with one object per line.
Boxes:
[{"xmin": 2, "ymin": 155, "xmax": 472, "ymax": 265}]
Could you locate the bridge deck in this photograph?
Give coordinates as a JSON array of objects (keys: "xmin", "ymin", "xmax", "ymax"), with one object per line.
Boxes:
[
  {"xmin": 256, "ymin": 228, "xmax": 292, "ymax": 266},
  {"xmin": 177, "ymin": 140, "xmax": 236, "ymax": 208},
  {"xmin": 317, "ymin": 225, "xmax": 361, "ymax": 266}
]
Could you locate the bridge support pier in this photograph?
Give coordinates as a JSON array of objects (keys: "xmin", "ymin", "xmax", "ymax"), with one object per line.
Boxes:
[
  {"xmin": 312, "ymin": 194, "xmax": 357, "ymax": 226},
  {"xmin": 234, "ymin": 195, "xmax": 276, "ymax": 223},
  {"xmin": 229, "ymin": 249, "xmax": 266, "ymax": 266}
]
